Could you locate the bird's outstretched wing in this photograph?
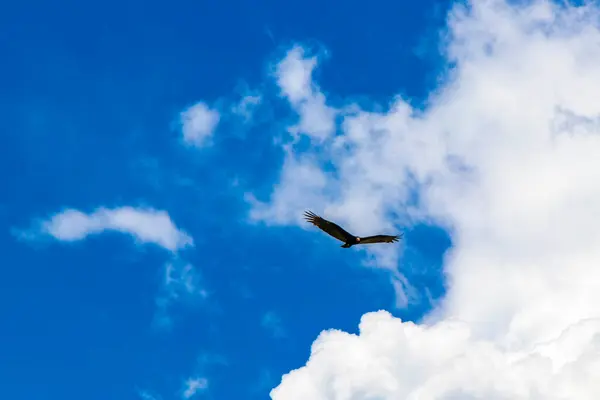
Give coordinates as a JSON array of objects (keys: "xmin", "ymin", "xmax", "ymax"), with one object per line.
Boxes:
[
  {"xmin": 359, "ymin": 234, "xmax": 403, "ymax": 244},
  {"xmin": 304, "ymin": 210, "xmax": 355, "ymax": 243}
]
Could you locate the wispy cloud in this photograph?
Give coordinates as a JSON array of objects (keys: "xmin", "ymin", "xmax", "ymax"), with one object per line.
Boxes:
[
  {"xmin": 231, "ymin": 92, "xmax": 262, "ymax": 123},
  {"xmin": 177, "ymin": 355, "xmax": 227, "ymax": 399},
  {"xmin": 137, "ymin": 389, "xmax": 162, "ymax": 400},
  {"xmin": 182, "ymin": 377, "xmax": 208, "ymax": 399},
  {"xmin": 23, "ymin": 206, "xmax": 193, "ymax": 253},
  {"xmin": 164, "ymin": 262, "xmax": 206, "ymax": 299},
  {"xmin": 180, "ymin": 101, "xmax": 221, "ymax": 147},
  {"xmin": 153, "ymin": 261, "xmax": 209, "ymax": 329}
]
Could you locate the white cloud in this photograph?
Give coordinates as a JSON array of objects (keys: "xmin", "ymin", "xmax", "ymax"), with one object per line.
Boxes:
[
  {"xmin": 247, "ymin": 0, "xmax": 600, "ymax": 398},
  {"xmin": 137, "ymin": 389, "xmax": 162, "ymax": 400},
  {"xmin": 273, "ymin": 46, "xmax": 337, "ymax": 141},
  {"xmin": 180, "ymin": 102, "xmax": 220, "ymax": 147},
  {"xmin": 232, "ymin": 92, "xmax": 262, "ymax": 122},
  {"xmin": 164, "ymin": 262, "xmax": 206, "ymax": 299},
  {"xmin": 38, "ymin": 206, "xmax": 193, "ymax": 252},
  {"xmin": 153, "ymin": 261, "xmax": 209, "ymax": 328},
  {"xmin": 271, "ymin": 311, "xmax": 600, "ymax": 399},
  {"xmin": 182, "ymin": 377, "xmax": 208, "ymax": 399},
  {"xmin": 21, "ymin": 206, "xmax": 201, "ymax": 330}
]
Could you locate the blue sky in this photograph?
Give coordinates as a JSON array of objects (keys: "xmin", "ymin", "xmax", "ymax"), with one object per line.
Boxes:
[{"xmin": 1, "ymin": 1, "xmax": 456, "ymax": 399}]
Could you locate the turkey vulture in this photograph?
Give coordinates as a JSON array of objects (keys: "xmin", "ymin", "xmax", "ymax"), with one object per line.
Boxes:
[{"xmin": 303, "ymin": 210, "xmax": 402, "ymax": 248}]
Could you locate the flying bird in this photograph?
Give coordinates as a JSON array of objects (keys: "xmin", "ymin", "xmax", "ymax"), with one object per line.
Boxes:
[{"xmin": 303, "ymin": 210, "xmax": 402, "ymax": 248}]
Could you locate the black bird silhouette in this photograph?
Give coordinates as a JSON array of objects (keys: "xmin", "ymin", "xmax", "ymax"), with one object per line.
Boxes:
[{"xmin": 303, "ymin": 210, "xmax": 402, "ymax": 248}]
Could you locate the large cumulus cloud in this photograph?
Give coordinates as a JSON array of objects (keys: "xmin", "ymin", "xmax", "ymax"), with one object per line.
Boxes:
[{"xmin": 248, "ymin": 0, "xmax": 600, "ymax": 398}]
